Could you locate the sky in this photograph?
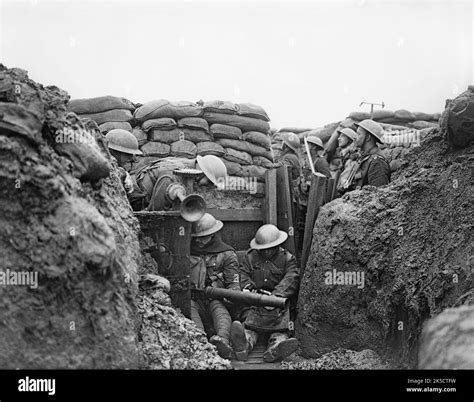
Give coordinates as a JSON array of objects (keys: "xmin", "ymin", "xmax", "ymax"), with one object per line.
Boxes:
[{"xmin": 0, "ymin": 0, "xmax": 472, "ymax": 128}]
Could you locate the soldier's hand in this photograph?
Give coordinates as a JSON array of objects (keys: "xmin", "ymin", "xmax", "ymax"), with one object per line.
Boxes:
[{"xmin": 264, "ymin": 306, "xmax": 276, "ymax": 311}]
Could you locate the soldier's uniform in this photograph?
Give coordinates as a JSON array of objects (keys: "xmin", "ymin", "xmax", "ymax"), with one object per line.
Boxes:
[
  {"xmin": 231, "ymin": 225, "xmax": 300, "ymax": 363},
  {"xmin": 190, "ymin": 215, "xmax": 239, "ymax": 359},
  {"xmin": 354, "ymin": 147, "xmax": 391, "ymax": 188}
]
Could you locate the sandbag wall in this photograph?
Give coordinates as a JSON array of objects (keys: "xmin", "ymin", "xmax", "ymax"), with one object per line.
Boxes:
[
  {"xmin": 68, "ymin": 96, "xmax": 136, "ymax": 134},
  {"xmin": 133, "ymin": 100, "xmax": 274, "ymax": 182}
]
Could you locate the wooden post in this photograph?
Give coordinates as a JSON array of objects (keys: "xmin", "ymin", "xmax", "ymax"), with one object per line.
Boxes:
[
  {"xmin": 265, "ymin": 168, "xmax": 278, "ymax": 225},
  {"xmin": 300, "ymin": 175, "xmax": 327, "ymax": 276},
  {"xmin": 326, "ymin": 178, "xmax": 335, "ymax": 203},
  {"xmin": 276, "ymin": 165, "xmax": 297, "ymax": 258}
]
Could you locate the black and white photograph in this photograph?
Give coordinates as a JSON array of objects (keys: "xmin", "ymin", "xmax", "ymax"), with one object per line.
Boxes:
[{"xmin": 0, "ymin": 0, "xmax": 472, "ymax": 399}]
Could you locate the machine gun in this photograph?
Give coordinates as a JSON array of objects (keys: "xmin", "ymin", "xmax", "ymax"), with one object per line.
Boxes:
[{"xmin": 201, "ymin": 286, "xmax": 289, "ymax": 309}]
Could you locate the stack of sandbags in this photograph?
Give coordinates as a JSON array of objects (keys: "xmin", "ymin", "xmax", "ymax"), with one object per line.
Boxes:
[
  {"xmin": 347, "ymin": 109, "xmax": 441, "ymax": 130},
  {"xmin": 134, "ymin": 99, "xmax": 274, "ymax": 182},
  {"xmin": 68, "ymin": 96, "xmax": 136, "ymax": 134}
]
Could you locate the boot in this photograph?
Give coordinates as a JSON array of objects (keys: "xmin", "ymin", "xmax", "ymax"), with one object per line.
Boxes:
[
  {"xmin": 209, "ymin": 300, "xmax": 233, "ymax": 359},
  {"xmin": 210, "ymin": 335, "xmax": 233, "ymax": 360},
  {"xmin": 230, "ymin": 321, "xmax": 258, "ymax": 361},
  {"xmin": 263, "ymin": 332, "xmax": 298, "ymax": 363}
]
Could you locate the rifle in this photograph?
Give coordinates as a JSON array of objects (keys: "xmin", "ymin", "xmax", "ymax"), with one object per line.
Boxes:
[{"xmin": 201, "ymin": 286, "xmax": 289, "ymax": 309}]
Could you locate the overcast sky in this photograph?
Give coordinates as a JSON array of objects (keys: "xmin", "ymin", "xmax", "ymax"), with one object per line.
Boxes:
[{"xmin": 0, "ymin": 0, "xmax": 472, "ymax": 128}]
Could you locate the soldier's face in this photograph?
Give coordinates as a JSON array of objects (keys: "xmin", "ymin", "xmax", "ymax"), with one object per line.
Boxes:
[
  {"xmin": 338, "ymin": 134, "xmax": 350, "ymax": 148},
  {"xmin": 259, "ymin": 246, "xmax": 278, "ymax": 261},
  {"xmin": 194, "ymin": 234, "xmax": 213, "ymax": 248},
  {"xmin": 356, "ymin": 127, "xmax": 368, "ymax": 148}
]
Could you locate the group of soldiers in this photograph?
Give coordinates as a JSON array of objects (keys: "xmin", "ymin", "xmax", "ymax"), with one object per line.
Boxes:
[
  {"xmin": 276, "ymin": 118, "xmax": 391, "ymax": 196},
  {"xmin": 102, "ymin": 118, "xmax": 392, "ymax": 363},
  {"xmin": 189, "ymin": 214, "xmax": 299, "ymax": 362}
]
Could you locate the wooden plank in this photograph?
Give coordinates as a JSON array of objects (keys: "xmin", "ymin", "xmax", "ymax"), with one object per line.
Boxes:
[
  {"xmin": 264, "ymin": 169, "xmax": 278, "ymax": 225},
  {"xmin": 326, "ymin": 178, "xmax": 335, "ymax": 203},
  {"xmin": 206, "ymin": 208, "xmax": 263, "ymax": 222},
  {"xmin": 301, "ymin": 175, "xmax": 327, "ymax": 276},
  {"xmin": 276, "ymin": 165, "xmax": 297, "ymax": 257}
]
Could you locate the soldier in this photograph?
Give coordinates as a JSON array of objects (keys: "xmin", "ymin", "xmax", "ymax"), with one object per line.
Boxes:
[
  {"xmin": 105, "ymin": 129, "xmax": 142, "ymax": 194},
  {"xmin": 335, "ymin": 127, "xmax": 360, "ymax": 195},
  {"xmin": 231, "ymin": 224, "xmax": 299, "ymax": 363},
  {"xmin": 306, "ymin": 136, "xmax": 331, "ymax": 178},
  {"xmin": 276, "ymin": 132, "xmax": 302, "ymax": 186},
  {"xmin": 353, "ymin": 119, "xmax": 391, "ymax": 188},
  {"xmin": 190, "ymin": 213, "xmax": 240, "ymax": 359}
]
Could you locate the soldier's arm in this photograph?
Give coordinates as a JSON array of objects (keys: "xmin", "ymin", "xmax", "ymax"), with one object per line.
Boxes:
[
  {"xmin": 272, "ymin": 252, "xmax": 300, "ymax": 298},
  {"xmin": 314, "ymin": 158, "xmax": 332, "ymax": 178},
  {"xmin": 367, "ymin": 157, "xmax": 390, "ymax": 187},
  {"xmin": 221, "ymin": 251, "xmax": 241, "ymax": 291},
  {"xmin": 239, "ymin": 253, "xmax": 256, "ymax": 291}
]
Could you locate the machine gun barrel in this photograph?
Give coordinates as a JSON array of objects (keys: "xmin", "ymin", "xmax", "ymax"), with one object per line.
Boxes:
[{"xmin": 204, "ymin": 286, "xmax": 288, "ymax": 309}]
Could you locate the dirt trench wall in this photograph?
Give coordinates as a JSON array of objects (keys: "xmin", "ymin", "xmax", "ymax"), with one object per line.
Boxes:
[
  {"xmin": 0, "ymin": 65, "xmax": 143, "ymax": 368},
  {"xmin": 296, "ymin": 127, "xmax": 473, "ymax": 368}
]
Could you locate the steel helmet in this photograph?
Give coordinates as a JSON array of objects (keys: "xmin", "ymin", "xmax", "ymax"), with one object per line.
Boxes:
[
  {"xmin": 355, "ymin": 119, "xmax": 384, "ymax": 143},
  {"xmin": 106, "ymin": 129, "xmax": 143, "ymax": 155},
  {"xmin": 281, "ymin": 132, "xmax": 300, "ymax": 151},
  {"xmin": 196, "ymin": 155, "xmax": 227, "ymax": 186},
  {"xmin": 306, "ymin": 135, "xmax": 324, "ymax": 149},
  {"xmin": 191, "ymin": 213, "xmax": 224, "ymax": 237},
  {"xmin": 250, "ymin": 224, "xmax": 288, "ymax": 250},
  {"xmin": 337, "ymin": 127, "xmax": 357, "ymax": 142}
]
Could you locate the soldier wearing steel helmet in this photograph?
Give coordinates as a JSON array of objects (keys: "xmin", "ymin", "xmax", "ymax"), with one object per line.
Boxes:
[
  {"xmin": 306, "ymin": 135, "xmax": 331, "ymax": 178},
  {"xmin": 105, "ymin": 129, "xmax": 142, "ymax": 194},
  {"xmin": 231, "ymin": 224, "xmax": 299, "ymax": 363},
  {"xmin": 189, "ymin": 213, "xmax": 240, "ymax": 360},
  {"xmin": 276, "ymin": 132, "xmax": 302, "ymax": 184},
  {"xmin": 354, "ymin": 119, "xmax": 391, "ymax": 188},
  {"xmin": 335, "ymin": 127, "xmax": 361, "ymax": 195}
]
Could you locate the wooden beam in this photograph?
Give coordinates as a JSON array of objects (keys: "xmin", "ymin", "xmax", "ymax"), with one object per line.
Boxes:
[
  {"xmin": 207, "ymin": 208, "xmax": 263, "ymax": 222},
  {"xmin": 276, "ymin": 165, "xmax": 297, "ymax": 258},
  {"xmin": 264, "ymin": 169, "xmax": 278, "ymax": 225},
  {"xmin": 301, "ymin": 175, "xmax": 327, "ymax": 276},
  {"xmin": 326, "ymin": 178, "xmax": 335, "ymax": 203}
]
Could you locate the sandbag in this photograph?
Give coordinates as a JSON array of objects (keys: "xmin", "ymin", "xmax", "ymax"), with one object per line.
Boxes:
[
  {"xmin": 279, "ymin": 127, "xmax": 313, "ymax": 134},
  {"xmin": 241, "ymin": 164, "xmax": 267, "ymax": 179},
  {"xmin": 142, "ymin": 117, "xmax": 177, "ymax": 132},
  {"xmin": 348, "ymin": 111, "xmax": 370, "ymax": 121},
  {"xmin": 177, "ymin": 117, "xmax": 209, "ymax": 133},
  {"xmin": 243, "ymin": 131, "xmax": 271, "ymax": 150},
  {"xmin": 253, "ymin": 156, "xmax": 275, "ymax": 169},
  {"xmin": 134, "ymin": 99, "xmax": 203, "ymax": 123},
  {"xmin": 196, "ymin": 142, "xmax": 226, "ymax": 157},
  {"xmin": 339, "ymin": 118, "xmax": 357, "ymax": 130},
  {"xmin": 222, "ymin": 159, "xmax": 243, "ymax": 176},
  {"xmin": 132, "ymin": 127, "xmax": 148, "ymax": 146},
  {"xmin": 394, "ymin": 109, "xmax": 415, "ymax": 122},
  {"xmin": 202, "ymin": 100, "xmax": 239, "ymax": 114},
  {"xmin": 409, "ymin": 120, "xmax": 439, "ymax": 130},
  {"xmin": 237, "ymin": 103, "xmax": 270, "ymax": 121},
  {"xmin": 210, "ymin": 123, "xmax": 243, "ymax": 140},
  {"xmin": 68, "ymin": 96, "xmax": 135, "ymax": 114},
  {"xmin": 149, "ymin": 128, "xmax": 180, "ymax": 144},
  {"xmin": 177, "ymin": 128, "xmax": 213, "ymax": 143},
  {"xmin": 298, "ymin": 128, "xmax": 332, "ymax": 143},
  {"xmin": 223, "ymin": 148, "xmax": 252, "ymax": 165},
  {"xmin": 203, "ymin": 112, "xmax": 270, "ymax": 133},
  {"xmin": 55, "ymin": 129, "xmax": 110, "ymax": 182},
  {"xmin": 215, "ymin": 138, "xmax": 273, "ymax": 159},
  {"xmin": 372, "ymin": 109, "xmax": 395, "ymax": 121},
  {"xmin": 170, "ymin": 140, "xmax": 197, "ymax": 158},
  {"xmin": 79, "ymin": 109, "xmax": 133, "ymax": 126},
  {"xmin": 98, "ymin": 121, "xmax": 132, "ymax": 134},
  {"xmin": 140, "ymin": 141, "xmax": 170, "ymax": 157}
]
